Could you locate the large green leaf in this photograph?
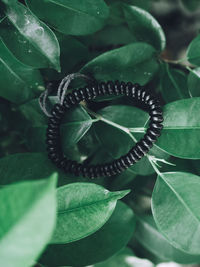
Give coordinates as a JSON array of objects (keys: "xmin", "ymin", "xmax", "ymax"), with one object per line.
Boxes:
[
  {"xmin": 161, "ymin": 66, "xmax": 189, "ymax": 103},
  {"xmin": 188, "ymin": 68, "xmax": 200, "ymax": 97},
  {"xmin": 51, "ymin": 183, "xmax": 129, "ymax": 244},
  {"xmin": 152, "ymin": 172, "xmax": 200, "ymax": 254},
  {"xmin": 0, "ymin": 3, "xmax": 60, "ymax": 70},
  {"xmin": 81, "ymin": 43, "xmax": 159, "ymax": 85},
  {"xmin": 0, "ymin": 175, "xmax": 57, "ymax": 267},
  {"xmin": 187, "ymin": 35, "xmax": 200, "ymax": 66},
  {"xmin": 26, "ymin": 0, "xmax": 109, "ymax": 36},
  {"xmin": 40, "ymin": 201, "xmax": 135, "ymax": 266},
  {"xmin": 123, "ymin": 4, "xmax": 166, "ymax": 51},
  {"xmin": 135, "ymin": 215, "xmax": 200, "ymax": 264},
  {"xmin": 0, "ymin": 39, "xmax": 44, "ymax": 103},
  {"xmin": 157, "ymin": 98, "xmax": 200, "ymax": 159},
  {"xmin": 19, "ymin": 97, "xmax": 93, "ymax": 152}
]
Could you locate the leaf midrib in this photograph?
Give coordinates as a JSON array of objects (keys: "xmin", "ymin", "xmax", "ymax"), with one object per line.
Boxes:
[{"xmin": 58, "ymin": 193, "xmax": 121, "ymax": 215}]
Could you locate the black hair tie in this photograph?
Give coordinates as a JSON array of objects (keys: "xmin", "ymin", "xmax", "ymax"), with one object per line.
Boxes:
[{"xmin": 46, "ymin": 80, "xmax": 163, "ymax": 178}]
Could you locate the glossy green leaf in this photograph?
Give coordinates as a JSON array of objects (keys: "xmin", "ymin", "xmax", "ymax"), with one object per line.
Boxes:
[
  {"xmin": 94, "ymin": 247, "xmax": 154, "ymax": 267},
  {"xmin": 26, "ymin": 0, "xmax": 109, "ymax": 36},
  {"xmin": 0, "ymin": 3, "xmax": 60, "ymax": 70},
  {"xmin": 51, "ymin": 183, "xmax": 130, "ymax": 244},
  {"xmin": 157, "ymin": 98, "xmax": 200, "ymax": 159},
  {"xmin": 161, "ymin": 66, "xmax": 189, "ymax": 103},
  {"xmin": 188, "ymin": 68, "xmax": 200, "ymax": 97},
  {"xmin": 152, "ymin": 172, "xmax": 200, "ymax": 254},
  {"xmin": 135, "ymin": 215, "xmax": 200, "ymax": 264},
  {"xmin": 40, "ymin": 201, "xmax": 135, "ymax": 266},
  {"xmin": 1, "ymin": 0, "xmax": 16, "ymax": 5},
  {"xmin": 19, "ymin": 97, "xmax": 93, "ymax": 152},
  {"xmin": 187, "ymin": 35, "xmax": 200, "ymax": 66},
  {"xmin": 0, "ymin": 39, "xmax": 44, "ymax": 103},
  {"xmin": 0, "ymin": 175, "xmax": 57, "ymax": 267},
  {"xmin": 181, "ymin": 0, "xmax": 200, "ymax": 11},
  {"xmin": 95, "ymin": 105, "xmax": 169, "ymax": 175},
  {"xmin": 81, "ymin": 43, "xmax": 159, "ymax": 85},
  {"xmin": 123, "ymin": 5, "xmax": 166, "ymax": 51}
]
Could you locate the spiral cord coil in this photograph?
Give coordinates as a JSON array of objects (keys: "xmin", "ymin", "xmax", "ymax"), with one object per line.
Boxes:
[{"xmin": 46, "ymin": 80, "xmax": 163, "ymax": 178}]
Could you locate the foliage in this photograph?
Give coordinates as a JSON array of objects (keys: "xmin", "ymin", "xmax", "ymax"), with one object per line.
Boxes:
[{"xmin": 0, "ymin": 0, "xmax": 200, "ymax": 266}]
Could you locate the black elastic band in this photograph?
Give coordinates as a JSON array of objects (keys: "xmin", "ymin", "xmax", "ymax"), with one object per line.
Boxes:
[{"xmin": 46, "ymin": 80, "xmax": 163, "ymax": 178}]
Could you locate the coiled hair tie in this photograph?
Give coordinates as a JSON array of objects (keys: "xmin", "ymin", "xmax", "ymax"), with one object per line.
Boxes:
[{"xmin": 45, "ymin": 77, "xmax": 163, "ymax": 178}]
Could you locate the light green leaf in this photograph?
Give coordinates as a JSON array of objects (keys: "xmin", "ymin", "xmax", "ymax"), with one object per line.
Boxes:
[
  {"xmin": 51, "ymin": 183, "xmax": 130, "ymax": 244},
  {"xmin": 0, "ymin": 39, "xmax": 44, "ymax": 103},
  {"xmin": 123, "ymin": 4, "xmax": 166, "ymax": 51},
  {"xmin": 26, "ymin": 0, "xmax": 109, "ymax": 36},
  {"xmin": 135, "ymin": 215, "xmax": 200, "ymax": 264},
  {"xmin": 187, "ymin": 35, "xmax": 200, "ymax": 66},
  {"xmin": 0, "ymin": 3, "xmax": 60, "ymax": 70},
  {"xmin": 40, "ymin": 201, "xmax": 135, "ymax": 266},
  {"xmin": 19, "ymin": 97, "xmax": 93, "ymax": 152},
  {"xmin": 152, "ymin": 172, "xmax": 200, "ymax": 254},
  {"xmin": 81, "ymin": 43, "xmax": 159, "ymax": 85},
  {"xmin": 188, "ymin": 67, "xmax": 200, "ymax": 97},
  {"xmin": 157, "ymin": 98, "xmax": 200, "ymax": 159},
  {"xmin": 161, "ymin": 65, "xmax": 190, "ymax": 103},
  {"xmin": 0, "ymin": 174, "xmax": 57, "ymax": 267}
]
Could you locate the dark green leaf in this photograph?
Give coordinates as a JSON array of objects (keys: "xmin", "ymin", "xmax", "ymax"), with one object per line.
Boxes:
[
  {"xmin": 188, "ymin": 68, "xmax": 200, "ymax": 97},
  {"xmin": 0, "ymin": 3, "xmax": 60, "ymax": 70},
  {"xmin": 51, "ymin": 183, "xmax": 130, "ymax": 244},
  {"xmin": 95, "ymin": 105, "xmax": 169, "ymax": 175},
  {"xmin": 19, "ymin": 97, "xmax": 93, "ymax": 152},
  {"xmin": 0, "ymin": 175, "xmax": 57, "ymax": 267},
  {"xmin": 135, "ymin": 215, "xmax": 200, "ymax": 264},
  {"xmin": 157, "ymin": 98, "xmax": 200, "ymax": 159},
  {"xmin": 187, "ymin": 35, "xmax": 200, "ymax": 66},
  {"xmin": 40, "ymin": 201, "xmax": 135, "ymax": 266},
  {"xmin": 81, "ymin": 43, "xmax": 159, "ymax": 85},
  {"xmin": 152, "ymin": 172, "xmax": 200, "ymax": 254},
  {"xmin": 26, "ymin": 0, "xmax": 109, "ymax": 36},
  {"xmin": 161, "ymin": 65, "xmax": 189, "ymax": 102},
  {"xmin": 181, "ymin": 0, "xmax": 200, "ymax": 11},
  {"xmin": 123, "ymin": 4, "xmax": 166, "ymax": 51},
  {"xmin": 0, "ymin": 39, "xmax": 44, "ymax": 103}
]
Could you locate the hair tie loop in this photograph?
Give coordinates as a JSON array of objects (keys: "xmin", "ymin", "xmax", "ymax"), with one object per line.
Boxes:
[{"xmin": 45, "ymin": 79, "xmax": 164, "ymax": 178}]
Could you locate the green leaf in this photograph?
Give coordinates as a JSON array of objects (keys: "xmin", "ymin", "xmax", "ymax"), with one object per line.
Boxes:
[
  {"xmin": 188, "ymin": 68, "xmax": 200, "ymax": 97},
  {"xmin": 40, "ymin": 201, "xmax": 135, "ymax": 266},
  {"xmin": 94, "ymin": 105, "xmax": 169, "ymax": 176},
  {"xmin": 0, "ymin": 153, "xmax": 75, "ymax": 186},
  {"xmin": 123, "ymin": 4, "xmax": 166, "ymax": 51},
  {"xmin": 181, "ymin": 0, "xmax": 200, "ymax": 11},
  {"xmin": 81, "ymin": 43, "xmax": 159, "ymax": 85},
  {"xmin": 157, "ymin": 98, "xmax": 200, "ymax": 159},
  {"xmin": 26, "ymin": 0, "xmax": 109, "ymax": 36},
  {"xmin": 161, "ymin": 65, "xmax": 190, "ymax": 103},
  {"xmin": 135, "ymin": 215, "xmax": 200, "ymax": 264},
  {"xmin": 19, "ymin": 97, "xmax": 93, "ymax": 152},
  {"xmin": 51, "ymin": 183, "xmax": 130, "ymax": 244},
  {"xmin": 0, "ymin": 174, "xmax": 57, "ymax": 267},
  {"xmin": 1, "ymin": 0, "xmax": 16, "ymax": 5},
  {"xmin": 0, "ymin": 3, "xmax": 60, "ymax": 70},
  {"xmin": 187, "ymin": 35, "xmax": 200, "ymax": 66},
  {"xmin": 42, "ymin": 34, "xmax": 89, "ymax": 81},
  {"xmin": 0, "ymin": 39, "xmax": 44, "ymax": 104},
  {"xmin": 152, "ymin": 172, "xmax": 200, "ymax": 254}
]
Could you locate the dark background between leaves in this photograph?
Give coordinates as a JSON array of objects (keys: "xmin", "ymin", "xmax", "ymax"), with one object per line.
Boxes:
[{"xmin": 1, "ymin": 0, "xmax": 200, "ymax": 267}]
